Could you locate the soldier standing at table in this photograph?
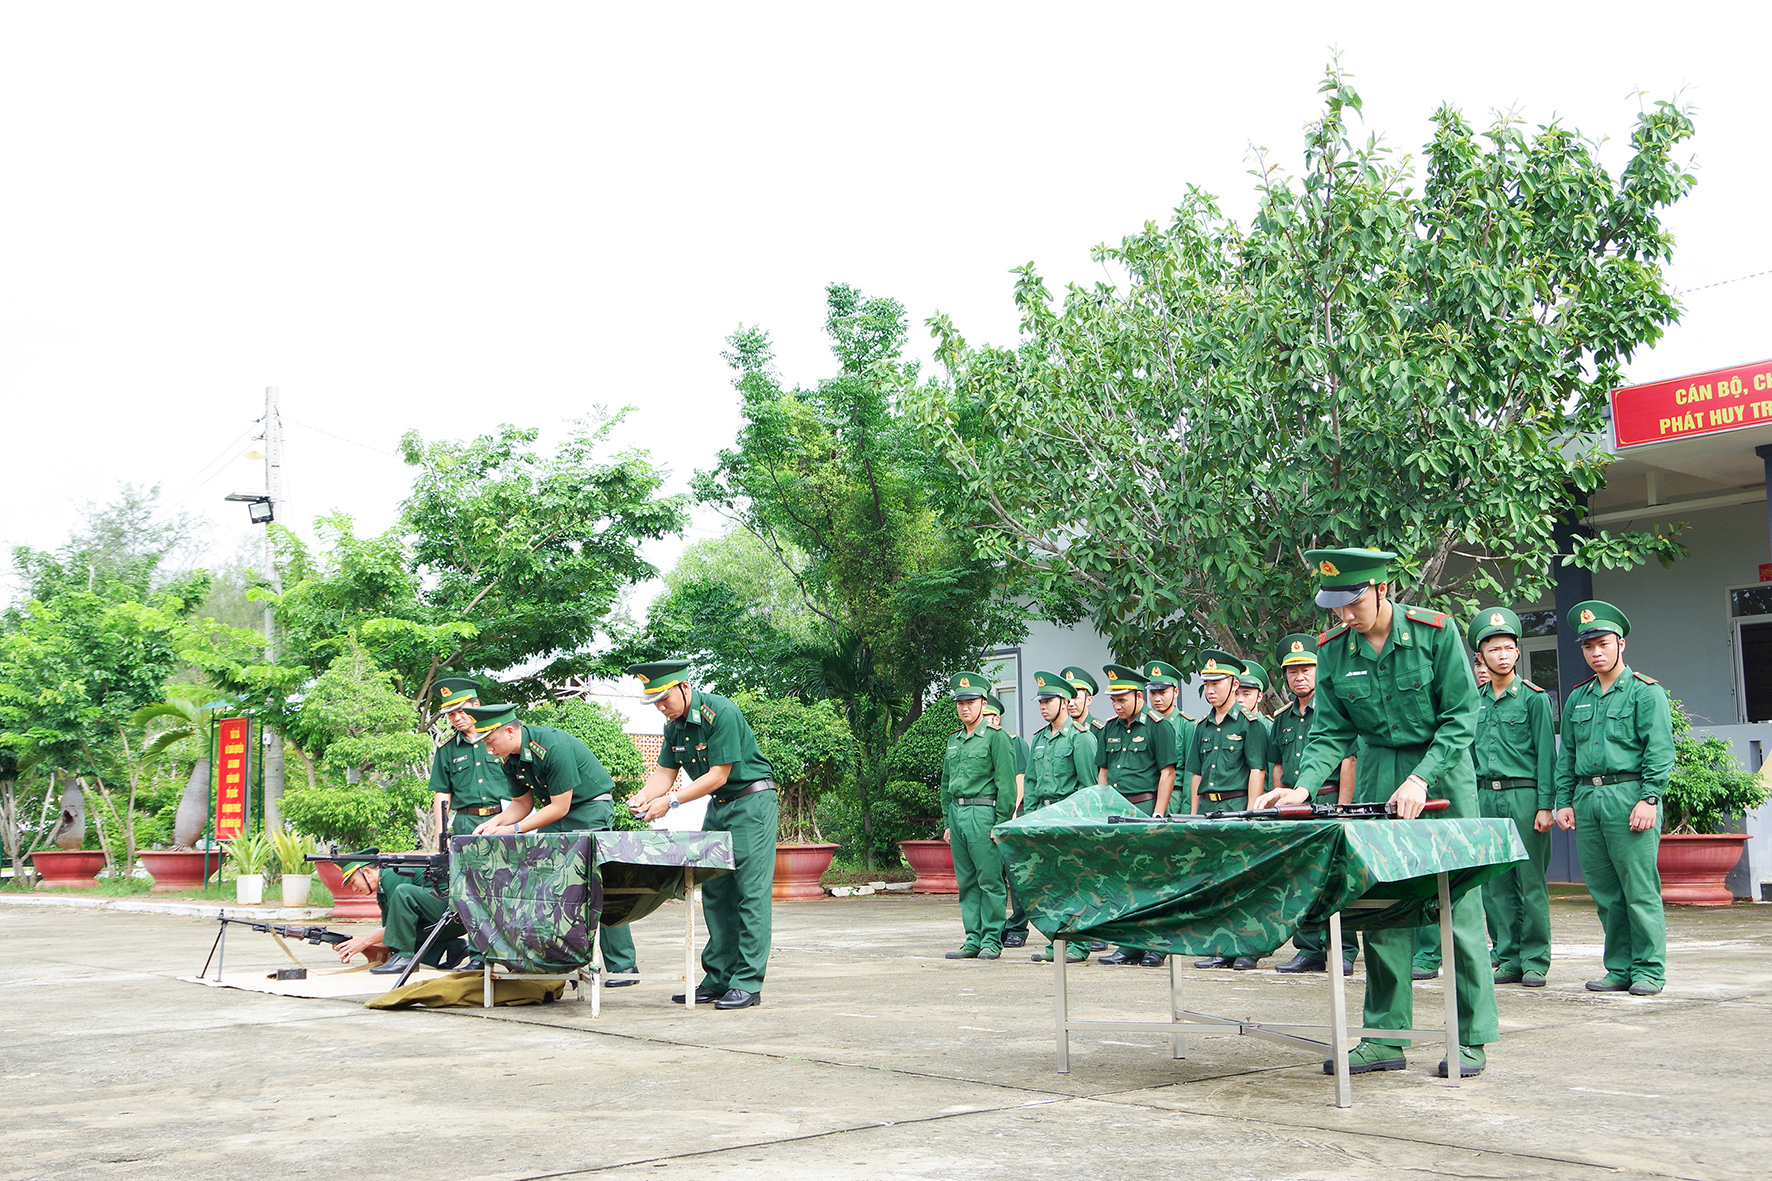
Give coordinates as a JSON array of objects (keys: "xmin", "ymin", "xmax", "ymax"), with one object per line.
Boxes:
[
  {"xmin": 1291, "ymin": 548, "xmax": 1497, "ymax": 1079},
  {"xmin": 1553, "ymin": 601, "xmax": 1672, "ymax": 996},
  {"xmin": 1468, "ymin": 608, "xmax": 1557, "ymax": 989},
  {"xmin": 1023, "ymin": 671, "xmax": 1100, "ymax": 963},
  {"xmin": 1144, "ymin": 660, "xmax": 1196, "ymax": 772},
  {"xmin": 427, "ymin": 678, "xmax": 506, "ymax": 838},
  {"xmin": 937, "ymin": 671, "xmax": 1018, "ymax": 960},
  {"xmin": 1261, "ymin": 634, "xmax": 1359, "ymax": 975},
  {"xmin": 466, "ymin": 702, "xmax": 640, "ymax": 986},
  {"xmin": 986, "ymin": 691, "xmax": 1033, "ymax": 949},
  {"xmin": 1188, "ymin": 651, "xmax": 1272, "ymax": 970},
  {"xmin": 627, "ymin": 661, "xmax": 778, "ymax": 1009},
  {"xmin": 1095, "ymin": 664, "xmax": 1179, "ymax": 967}
]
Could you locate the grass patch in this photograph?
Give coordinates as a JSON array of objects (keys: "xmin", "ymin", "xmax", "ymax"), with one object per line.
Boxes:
[{"xmin": 821, "ymin": 866, "xmax": 916, "ymax": 886}]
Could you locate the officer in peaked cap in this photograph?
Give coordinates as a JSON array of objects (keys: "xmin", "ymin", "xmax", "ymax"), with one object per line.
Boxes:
[
  {"xmin": 1094, "ymin": 663, "xmax": 1181, "ymax": 968},
  {"xmin": 1553, "ymin": 600, "xmax": 1672, "ymax": 996},
  {"xmin": 427, "ymin": 677, "xmax": 506, "ymax": 838},
  {"xmin": 938, "ymin": 671, "xmax": 1018, "ymax": 960},
  {"xmin": 1186, "ymin": 649, "xmax": 1273, "ymax": 970},
  {"xmin": 1467, "ymin": 607, "xmax": 1557, "ymax": 989},
  {"xmin": 1289, "ymin": 547, "xmax": 1497, "ymax": 1079},
  {"xmin": 1260, "ymin": 634, "xmax": 1359, "ymax": 975},
  {"xmin": 1022, "ymin": 671, "xmax": 1098, "ymax": 963},
  {"xmin": 625, "ymin": 659, "xmax": 778, "ymax": 1008},
  {"xmin": 1060, "ymin": 665, "xmax": 1106, "ymax": 734}
]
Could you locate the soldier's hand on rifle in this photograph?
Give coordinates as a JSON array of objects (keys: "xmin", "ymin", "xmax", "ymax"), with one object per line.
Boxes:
[
  {"xmin": 1389, "ymin": 775, "xmax": 1429, "ymax": 819},
  {"xmin": 335, "ymin": 931, "xmax": 384, "ymax": 963},
  {"xmin": 1253, "ymin": 786, "xmax": 1308, "ymax": 810}
]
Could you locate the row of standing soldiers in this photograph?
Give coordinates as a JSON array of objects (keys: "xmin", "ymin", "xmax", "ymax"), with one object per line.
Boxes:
[{"xmin": 938, "ymin": 547, "xmax": 1674, "ymax": 1080}]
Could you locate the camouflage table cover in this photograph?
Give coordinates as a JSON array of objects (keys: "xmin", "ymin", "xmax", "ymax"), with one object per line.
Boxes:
[
  {"xmin": 995, "ymin": 786, "xmax": 1526, "ymax": 957},
  {"xmin": 449, "ymin": 830, "xmax": 736, "ymax": 972}
]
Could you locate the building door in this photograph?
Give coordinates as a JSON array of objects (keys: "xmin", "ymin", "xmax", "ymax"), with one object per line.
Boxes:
[{"xmin": 1728, "ymin": 586, "xmax": 1772, "ymax": 723}]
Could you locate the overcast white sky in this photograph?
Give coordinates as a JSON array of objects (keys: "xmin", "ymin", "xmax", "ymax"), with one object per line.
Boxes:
[{"xmin": 3, "ymin": 2, "xmax": 1768, "ymax": 603}]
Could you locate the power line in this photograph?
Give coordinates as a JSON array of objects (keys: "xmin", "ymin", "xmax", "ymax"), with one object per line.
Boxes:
[
  {"xmin": 1674, "ymin": 268, "xmax": 1772, "ymax": 295},
  {"xmin": 287, "ymin": 418, "xmax": 401, "ymax": 457}
]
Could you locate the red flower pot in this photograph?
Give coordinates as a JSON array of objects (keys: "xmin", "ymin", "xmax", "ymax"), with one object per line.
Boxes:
[
  {"xmin": 28, "ymin": 849, "xmax": 107, "ymax": 889},
  {"xmin": 897, "ymin": 839, "xmax": 958, "ymax": 894},
  {"xmin": 773, "ymin": 842, "xmax": 839, "ymax": 902},
  {"xmin": 312, "ymin": 858, "xmax": 383, "ymax": 919},
  {"xmin": 138, "ymin": 849, "xmax": 221, "ymax": 893},
  {"xmin": 1657, "ymin": 832, "xmax": 1751, "ymax": 906}
]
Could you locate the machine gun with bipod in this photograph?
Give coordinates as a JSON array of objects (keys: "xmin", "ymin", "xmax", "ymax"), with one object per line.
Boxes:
[{"xmin": 1108, "ymin": 798, "xmax": 1452, "ymax": 823}]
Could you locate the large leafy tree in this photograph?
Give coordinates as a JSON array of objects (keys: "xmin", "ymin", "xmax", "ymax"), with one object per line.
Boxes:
[{"xmin": 914, "ymin": 72, "xmax": 1694, "ymax": 665}]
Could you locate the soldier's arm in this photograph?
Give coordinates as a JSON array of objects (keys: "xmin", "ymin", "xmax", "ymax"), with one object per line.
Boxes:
[
  {"xmin": 1337, "ymin": 755, "xmax": 1356, "ymax": 806},
  {"xmin": 991, "ymin": 729, "xmax": 1018, "ymax": 825},
  {"xmin": 1070, "ymin": 729, "xmax": 1097, "ymax": 791},
  {"xmin": 1529, "ymin": 689, "xmax": 1557, "ymax": 812},
  {"xmin": 1639, "ymin": 682, "xmax": 1675, "ymax": 798},
  {"xmin": 1553, "ymin": 688, "xmax": 1578, "ymax": 827},
  {"xmin": 1406, "ymin": 624, "xmax": 1481, "ymax": 788}
]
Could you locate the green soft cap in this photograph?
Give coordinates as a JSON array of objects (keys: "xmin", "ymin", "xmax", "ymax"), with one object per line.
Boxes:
[
  {"xmin": 1567, "ymin": 599, "xmax": 1630, "ymax": 640},
  {"xmin": 1467, "ymin": 607, "xmax": 1524, "ymax": 648},
  {"xmin": 949, "ymin": 671, "xmax": 989, "ymax": 700},
  {"xmin": 461, "ymin": 703, "xmax": 520, "ymax": 734},
  {"xmin": 1306, "ymin": 547, "xmax": 1396, "ymax": 609},
  {"xmin": 1032, "ymin": 670, "xmax": 1075, "ymax": 700},
  {"xmin": 1275, "ymin": 633, "xmax": 1318, "ymax": 667}
]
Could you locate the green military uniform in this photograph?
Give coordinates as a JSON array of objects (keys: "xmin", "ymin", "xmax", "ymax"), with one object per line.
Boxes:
[
  {"xmin": 1187, "ymin": 651, "xmax": 1275, "ymax": 968},
  {"xmin": 643, "ymin": 667, "xmax": 779, "ymax": 996},
  {"xmin": 428, "ymin": 679, "xmax": 506, "ymax": 836},
  {"xmin": 1293, "ymin": 548, "xmax": 1498, "ymax": 1076},
  {"xmin": 986, "ymin": 692, "xmax": 1032, "ymax": 947},
  {"xmin": 1095, "ymin": 666, "xmax": 1180, "ymax": 816},
  {"xmin": 1020, "ymin": 671, "xmax": 1099, "ymax": 963},
  {"xmin": 1143, "ymin": 660, "xmax": 1196, "ymax": 776},
  {"xmin": 1468, "ymin": 608, "xmax": 1557, "ymax": 985},
  {"xmin": 1553, "ymin": 601, "xmax": 1673, "ymax": 994},
  {"xmin": 940, "ymin": 671, "xmax": 1018, "ymax": 958}
]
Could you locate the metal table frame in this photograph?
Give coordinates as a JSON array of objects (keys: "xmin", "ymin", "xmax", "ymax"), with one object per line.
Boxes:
[{"xmin": 1052, "ymin": 870, "xmax": 1464, "ymax": 1107}]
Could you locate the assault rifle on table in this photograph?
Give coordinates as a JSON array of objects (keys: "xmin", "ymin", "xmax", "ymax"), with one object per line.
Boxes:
[{"xmin": 1108, "ymin": 799, "xmax": 1452, "ymax": 823}]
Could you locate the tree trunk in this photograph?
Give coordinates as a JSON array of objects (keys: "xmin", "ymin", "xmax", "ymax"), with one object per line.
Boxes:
[
  {"xmin": 49, "ymin": 778, "xmax": 85, "ymax": 850},
  {"xmin": 263, "ymin": 726, "xmax": 286, "ymax": 831},
  {"xmin": 0, "ymin": 775, "xmax": 18, "ymax": 879},
  {"xmin": 172, "ymin": 758, "xmax": 211, "ymax": 848}
]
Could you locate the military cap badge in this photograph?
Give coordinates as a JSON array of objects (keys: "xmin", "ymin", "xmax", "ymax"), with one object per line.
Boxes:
[
  {"xmin": 1580, "ymin": 609, "xmax": 1595, "ymax": 624},
  {"xmin": 1205, "ymin": 659, "xmax": 1218, "ymax": 671},
  {"xmin": 1490, "ymin": 612, "xmax": 1504, "ymax": 626},
  {"xmin": 1290, "ymin": 640, "xmax": 1303, "ymax": 653},
  {"xmin": 1319, "ymin": 559, "xmax": 1340, "ymax": 576},
  {"xmin": 959, "ymin": 676, "xmax": 971, "ymax": 688}
]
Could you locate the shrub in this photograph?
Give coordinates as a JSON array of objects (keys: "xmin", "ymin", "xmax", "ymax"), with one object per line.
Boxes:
[
  {"xmin": 733, "ymin": 691, "xmax": 856, "ymax": 843},
  {"xmin": 884, "ymin": 699, "xmax": 958, "ymax": 787},
  {"xmin": 815, "ymin": 777, "xmax": 942, "ymax": 868},
  {"xmin": 1665, "ymin": 700, "xmax": 1772, "ymax": 834},
  {"xmin": 281, "ymin": 777, "xmax": 434, "ymax": 850}
]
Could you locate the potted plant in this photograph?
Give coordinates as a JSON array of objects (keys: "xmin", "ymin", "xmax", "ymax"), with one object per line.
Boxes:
[
  {"xmin": 1658, "ymin": 702, "xmax": 1770, "ymax": 905},
  {"xmin": 28, "ymin": 777, "xmax": 105, "ymax": 889},
  {"xmin": 271, "ymin": 828, "xmax": 318, "ymax": 906},
  {"xmin": 735, "ymin": 692, "xmax": 852, "ymax": 901},
  {"xmin": 228, "ymin": 829, "xmax": 273, "ymax": 905}
]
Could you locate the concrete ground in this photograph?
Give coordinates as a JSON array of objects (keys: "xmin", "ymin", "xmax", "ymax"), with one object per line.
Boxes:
[{"xmin": 1, "ymin": 890, "xmax": 1767, "ymax": 1181}]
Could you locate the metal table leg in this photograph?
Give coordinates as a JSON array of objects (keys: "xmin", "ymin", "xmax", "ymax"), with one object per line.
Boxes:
[
  {"xmin": 1054, "ymin": 937, "xmax": 1070, "ymax": 1073},
  {"xmin": 1439, "ymin": 870, "xmax": 1459, "ymax": 1084},
  {"xmin": 1328, "ymin": 910, "xmax": 1351, "ymax": 1108},
  {"xmin": 1169, "ymin": 953, "xmax": 1186, "ymax": 1060},
  {"xmin": 684, "ymin": 866, "xmax": 696, "ymax": 1010},
  {"xmin": 590, "ymin": 925, "xmax": 602, "ymax": 1018}
]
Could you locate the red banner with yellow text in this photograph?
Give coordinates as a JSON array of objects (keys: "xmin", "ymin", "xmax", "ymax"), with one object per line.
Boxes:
[
  {"xmin": 214, "ymin": 717, "xmax": 251, "ymax": 839},
  {"xmin": 1611, "ymin": 358, "xmax": 1772, "ymax": 449}
]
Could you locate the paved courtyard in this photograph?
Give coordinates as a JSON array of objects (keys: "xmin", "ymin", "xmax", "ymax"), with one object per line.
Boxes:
[{"xmin": 1, "ymin": 889, "xmax": 1767, "ymax": 1180}]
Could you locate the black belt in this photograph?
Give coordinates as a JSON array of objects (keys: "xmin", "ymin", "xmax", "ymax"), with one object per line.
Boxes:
[
  {"xmin": 1585, "ymin": 773, "xmax": 1641, "ymax": 786},
  {"xmin": 456, "ymin": 804, "xmax": 502, "ymax": 816},
  {"xmin": 715, "ymin": 779, "xmax": 776, "ymax": 803},
  {"xmin": 1482, "ymin": 777, "xmax": 1537, "ymax": 791},
  {"xmin": 1121, "ymin": 791, "xmax": 1157, "ymax": 804},
  {"xmin": 1202, "ymin": 790, "xmax": 1246, "ymax": 803},
  {"xmin": 953, "ymin": 796, "xmax": 998, "ymax": 807},
  {"xmin": 1313, "ymin": 785, "xmax": 1339, "ymax": 798}
]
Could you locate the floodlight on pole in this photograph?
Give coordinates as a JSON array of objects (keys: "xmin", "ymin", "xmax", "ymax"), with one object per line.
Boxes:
[{"xmin": 223, "ymin": 492, "xmax": 275, "ymax": 524}]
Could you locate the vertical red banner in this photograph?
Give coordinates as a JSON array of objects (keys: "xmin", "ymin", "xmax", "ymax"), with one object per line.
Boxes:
[{"xmin": 214, "ymin": 717, "xmax": 251, "ymax": 839}]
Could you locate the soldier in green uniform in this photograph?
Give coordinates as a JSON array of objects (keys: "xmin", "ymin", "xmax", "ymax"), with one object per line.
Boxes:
[
  {"xmin": 1553, "ymin": 601, "xmax": 1673, "ymax": 996},
  {"xmin": 627, "ymin": 660, "xmax": 778, "ymax": 1009},
  {"xmin": 1061, "ymin": 666, "xmax": 1107, "ymax": 735},
  {"xmin": 1022, "ymin": 671, "xmax": 1099, "ymax": 963},
  {"xmin": 1235, "ymin": 662, "xmax": 1272, "ymax": 722},
  {"xmin": 1143, "ymin": 660, "xmax": 1196, "ymax": 770},
  {"xmin": 1261, "ymin": 634, "xmax": 1359, "ymax": 975},
  {"xmin": 986, "ymin": 691, "xmax": 1034, "ymax": 949},
  {"xmin": 1467, "ymin": 608, "xmax": 1557, "ymax": 988},
  {"xmin": 467, "ymin": 701, "xmax": 640, "ymax": 985},
  {"xmin": 937, "ymin": 671, "xmax": 1018, "ymax": 960},
  {"xmin": 1096, "ymin": 663, "xmax": 1180, "ymax": 967},
  {"xmin": 1187, "ymin": 651, "xmax": 1273, "ymax": 970},
  {"xmin": 427, "ymin": 678, "xmax": 507, "ymax": 837},
  {"xmin": 336, "ymin": 858, "xmax": 471, "ymax": 973},
  {"xmin": 1292, "ymin": 548, "xmax": 1498, "ymax": 1078}
]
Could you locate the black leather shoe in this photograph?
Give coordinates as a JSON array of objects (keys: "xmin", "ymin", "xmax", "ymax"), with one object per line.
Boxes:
[
  {"xmin": 1411, "ymin": 966, "xmax": 1440, "ymax": 980},
  {"xmin": 1342, "ymin": 960, "xmax": 1354, "ymax": 976},
  {"xmin": 1494, "ymin": 969, "xmax": 1524, "ymax": 985},
  {"xmin": 1276, "ymin": 953, "xmax": 1326, "ymax": 973},
  {"xmin": 1139, "ymin": 951, "xmax": 1166, "ymax": 967},
  {"xmin": 1088, "ymin": 940, "xmax": 1108, "ymax": 951},
  {"xmin": 604, "ymin": 975, "xmax": 640, "ymax": 988},
  {"xmin": 713, "ymin": 988, "xmax": 760, "ymax": 1009},
  {"xmin": 672, "ymin": 986, "xmax": 724, "ymax": 1004},
  {"xmin": 369, "ymin": 953, "xmax": 415, "ymax": 976},
  {"xmin": 1002, "ymin": 933, "xmax": 1026, "ymax": 948},
  {"xmin": 1098, "ymin": 950, "xmax": 1139, "ymax": 965},
  {"xmin": 437, "ymin": 938, "xmax": 471, "ymax": 970},
  {"xmin": 944, "ymin": 946, "xmax": 980, "ymax": 959},
  {"xmin": 1194, "ymin": 956, "xmax": 1232, "ymax": 969},
  {"xmin": 1231, "ymin": 956, "xmax": 1260, "ymax": 970}
]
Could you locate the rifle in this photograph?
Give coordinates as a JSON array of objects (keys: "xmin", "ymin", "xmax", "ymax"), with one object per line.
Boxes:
[
  {"xmin": 306, "ymin": 846, "xmax": 450, "ymax": 891},
  {"xmin": 1107, "ymin": 799, "xmax": 1452, "ymax": 823},
  {"xmin": 217, "ymin": 916, "xmax": 351, "ymax": 945}
]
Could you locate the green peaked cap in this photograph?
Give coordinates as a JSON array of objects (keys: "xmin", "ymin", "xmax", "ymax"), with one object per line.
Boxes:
[
  {"xmin": 1196, "ymin": 649, "xmax": 1246, "ymax": 680},
  {"xmin": 1275, "ymin": 633, "xmax": 1318, "ymax": 666},
  {"xmin": 1103, "ymin": 663, "xmax": 1149, "ymax": 694},
  {"xmin": 433, "ymin": 677, "xmax": 480, "ymax": 711},
  {"xmin": 461, "ymin": 703, "xmax": 520, "ymax": 734},
  {"xmin": 1237, "ymin": 662, "xmax": 1269, "ymax": 690},
  {"xmin": 983, "ymin": 692, "xmax": 1006, "ymax": 717},
  {"xmin": 1032, "ymin": 670, "xmax": 1074, "ymax": 700},
  {"xmin": 1306, "ymin": 547, "xmax": 1396, "ymax": 608},
  {"xmin": 948, "ymin": 671, "xmax": 988, "ymax": 699},
  {"xmin": 1142, "ymin": 660, "xmax": 1183, "ymax": 688},
  {"xmin": 1060, "ymin": 666, "xmax": 1100, "ymax": 695},
  {"xmin": 1567, "ymin": 599, "xmax": 1630, "ymax": 640},
  {"xmin": 1467, "ymin": 607, "xmax": 1523, "ymax": 648},
  {"xmin": 627, "ymin": 659, "xmax": 692, "ymax": 702}
]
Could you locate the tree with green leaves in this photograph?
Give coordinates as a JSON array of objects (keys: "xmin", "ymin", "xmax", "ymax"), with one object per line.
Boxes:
[
  {"xmin": 693, "ymin": 283, "xmax": 1026, "ymax": 865},
  {"xmin": 914, "ymin": 70, "xmax": 1694, "ymax": 667}
]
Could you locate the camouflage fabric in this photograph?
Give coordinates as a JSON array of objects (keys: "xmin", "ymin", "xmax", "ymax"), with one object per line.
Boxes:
[
  {"xmin": 448, "ymin": 830, "xmax": 736, "ymax": 971},
  {"xmin": 994, "ymin": 785, "xmax": 1526, "ymax": 956}
]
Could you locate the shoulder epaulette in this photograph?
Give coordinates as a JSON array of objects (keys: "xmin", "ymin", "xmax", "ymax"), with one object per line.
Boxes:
[
  {"xmin": 1092, "ymin": 717, "xmax": 1107, "ymax": 730},
  {"xmin": 1522, "ymin": 679, "xmax": 1546, "ymax": 693},
  {"xmin": 1320, "ymin": 623, "xmax": 1349, "ymax": 642},
  {"xmin": 1571, "ymin": 674, "xmax": 1597, "ymax": 691},
  {"xmin": 1403, "ymin": 605, "xmax": 1448, "ymax": 628},
  {"xmin": 699, "ymin": 702, "xmax": 717, "ymax": 723},
  {"xmin": 1633, "ymin": 671, "xmax": 1659, "ymax": 684},
  {"xmin": 948, "ymin": 728, "xmax": 963, "ymax": 738}
]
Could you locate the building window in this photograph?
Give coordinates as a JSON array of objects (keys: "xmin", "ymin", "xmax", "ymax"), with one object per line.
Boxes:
[
  {"xmin": 1517, "ymin": 609, "xmax": 1557, "ymax": 637},
  {"xmin": 1729, "ymin": 585, "xmax": 1772, "ymax": 723},
  {"xmin": 1731, "ymin": 586, "xmax": 1772, "ymax": 618}
]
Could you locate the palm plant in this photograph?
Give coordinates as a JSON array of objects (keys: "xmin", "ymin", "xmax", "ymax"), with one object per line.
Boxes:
[{"xmin": 131, "ymin": 688, "xmax": 229, "ymax": 848}]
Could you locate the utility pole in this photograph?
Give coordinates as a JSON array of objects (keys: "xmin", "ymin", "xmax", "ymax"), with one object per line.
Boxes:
[{"xmin": 261, "ymin": 387, "xmax": 286, "ymax": 831}]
